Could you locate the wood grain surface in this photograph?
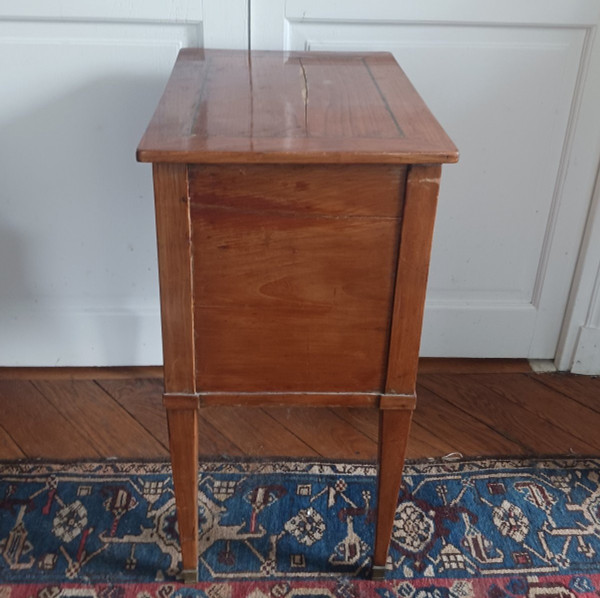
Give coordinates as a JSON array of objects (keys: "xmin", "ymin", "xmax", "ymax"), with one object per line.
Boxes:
[
  {"xmin": 138, "ymin": 48, "xmax": 459, "ymax": 578},
  {"xmin": 4, "ymin": 365, "xmax": 600, "ymax": 463},
  {"xmin": 165, "ymin": 405, "xmax": 199, "ymax": 575},
  {"xmin": 199, "ymin": 406, "xmax": 317, "ymax": 458},
  {"xmin": 152, "ymin": 163, "xmax": 195, "ymax": 394},
  {"xmin": 0, "ymin": 380, "xmax": 95, "ymax": 459},
  {"xmin": 386, "ymin": 164, "xmax": 441, "ymax": 396},
  {"xmin": 189, "ymin": 164, "xmax": 404, "ymax": 393},
  {"xmin": 137, "ymin": 49, "xmax": 458, "ymax": 164},
  {"xmin": 374, "ymin": 409, "xmax": 413, "ymax": 567},
  {"xmin": 97, "ymin": 378, "xmax": 170, "ymax": 449},
  {"xmin": 467, "ymin": 373, "xmax": 600, "ymax": 452},
  {"xmin": 33, "ymin": 380, "xmax": 165, "ymax": 458},
  {"xmin": 419, "ymin": 373, "xmax": 599, "ymax": 455},
  {"xmin": 416, "ymin": 384, "xmax": 527, "ymax": 455},
  {"xmin": 533, "ymin": 372, "xmax": 600, "ymax": 413},
  {"xmin": 266, "ymin": 406, "xmax": 376, "ymax": 459}
]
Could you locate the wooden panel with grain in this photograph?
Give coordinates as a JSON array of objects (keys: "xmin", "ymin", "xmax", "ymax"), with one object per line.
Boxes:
[
  {"xmin": 137, "ymin": 49, "xmax": 458, "ymax": 164},
  {"xmin": 364, "ymin": 54, "xmax": 455, "ymax": 151},
  {"xmin": 189, "ymin": 164, "xmax": 405, "ymax": 393},
  {"xmin": 196, "ymin": 393, "xmax": 380, "ymax": 408},
  {"xmin": 300, "ymin": 55, "xmax": 403, "ymax": 139},
  {"xmin": 188, "ymin": 164, "xmax": 406, "ymax": 217}
]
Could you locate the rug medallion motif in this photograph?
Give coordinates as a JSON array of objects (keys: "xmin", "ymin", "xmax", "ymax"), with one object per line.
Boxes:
[{"xmin": 1, "ymin": 458, "xmax": 600, "ymax": 597}]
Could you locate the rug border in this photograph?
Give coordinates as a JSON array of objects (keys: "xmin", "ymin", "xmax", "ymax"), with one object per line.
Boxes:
[{"xmin": 1, "ymin": 455, "xmax": 600, "ymax": 477}]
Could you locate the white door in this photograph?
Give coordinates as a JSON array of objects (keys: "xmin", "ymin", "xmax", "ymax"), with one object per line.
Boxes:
[
  {"xmin": 3, "ymin": 1, "xmax": 600, "ymax": 366},
  {"xmin": 0, "ymin": 0, "xmax": 247, "ymax": 366},
  {"xmin": 250, "ymin": 0, "xmax": 600, "ymax": 359}
]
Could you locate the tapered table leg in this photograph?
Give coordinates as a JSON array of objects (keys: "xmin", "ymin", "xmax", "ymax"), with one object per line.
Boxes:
[
  {"xmin": 165, "ymin": 396, "xmax": 199, "ymax": 583},
  {"xmin": 372, "ymin": 408, "xmax": 413, "ymax": 579}
]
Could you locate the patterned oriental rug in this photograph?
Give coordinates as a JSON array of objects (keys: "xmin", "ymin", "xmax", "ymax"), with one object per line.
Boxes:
[{"xmin": 2, "ymin": 458, "xmax": 600, "ymax": 598}]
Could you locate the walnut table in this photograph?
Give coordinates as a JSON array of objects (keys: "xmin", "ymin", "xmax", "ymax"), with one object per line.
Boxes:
[{"xmin": 137, "ymin": 48, "xmax": 458, "ymax": 581}]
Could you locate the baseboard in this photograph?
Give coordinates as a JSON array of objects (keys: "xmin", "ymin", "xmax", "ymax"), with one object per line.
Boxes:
[
  {"xmin": 571, "ymin": 325, "xmax": 600, "ymax": 375},
  {"xmin": 0, "ymin": 306, "xmax": 162, "ymax": 366}
]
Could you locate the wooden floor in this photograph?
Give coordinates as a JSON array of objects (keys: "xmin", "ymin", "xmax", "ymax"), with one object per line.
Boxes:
[{"xmin": 0, "ymin": 359, "xmax": 599, "ymax": 461}]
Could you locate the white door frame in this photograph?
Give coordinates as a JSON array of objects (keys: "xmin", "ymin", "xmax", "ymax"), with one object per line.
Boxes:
[
  {"xmin": 557, "ymin": 163, "xmax": 600, "ymax": 373},
  {"xmin": 540, "ymin": 16, "xmax": 600, "ymax": 372}
]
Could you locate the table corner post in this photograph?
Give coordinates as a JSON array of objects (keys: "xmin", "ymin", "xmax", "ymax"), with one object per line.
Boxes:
[{"xmin": 373, "ymin": 163, "xmax": 442, "ymax": 575}]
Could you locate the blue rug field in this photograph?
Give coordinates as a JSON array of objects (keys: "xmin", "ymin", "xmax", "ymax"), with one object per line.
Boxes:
[{"xmin": 2, "ymin": 457, "xmax": 600, "ymax": 597}]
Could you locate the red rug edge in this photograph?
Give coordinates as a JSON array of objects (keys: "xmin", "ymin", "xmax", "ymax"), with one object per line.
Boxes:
[{"xmin": 3, "ymin": 574, "xmax": 600, "ymax": 598}]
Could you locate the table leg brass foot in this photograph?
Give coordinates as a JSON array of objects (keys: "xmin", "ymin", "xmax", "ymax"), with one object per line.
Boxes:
[
  {"xmin": 371, "ymin": 565, "xmax": 387, "ymax": 580},
  {"xmin": 181, "ymin": 568, "xmax": 198, "ymax": 584}
]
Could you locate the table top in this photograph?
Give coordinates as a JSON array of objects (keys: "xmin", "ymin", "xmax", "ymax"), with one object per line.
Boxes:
[{"xmin": 137, "ymin": 49, "xmax": 458, "ymax": 165}]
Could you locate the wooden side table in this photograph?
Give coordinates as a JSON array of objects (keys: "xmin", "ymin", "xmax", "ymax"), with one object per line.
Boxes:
[{"xmin": 137, "ymin": 49, "xmax": 457, "ymax": 581}]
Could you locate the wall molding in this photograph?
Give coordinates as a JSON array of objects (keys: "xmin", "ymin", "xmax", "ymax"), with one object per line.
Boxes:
[
  {"xmin": 283, "ymin": 0, "xmax": 600, "ymax": 27},
  {"xmin": 0, "ymin": 1, "xmax": 204, "ymax": 24},
  {"xmin": 0, "ymin": 306, "xmax": 162, "ymax": 366}
]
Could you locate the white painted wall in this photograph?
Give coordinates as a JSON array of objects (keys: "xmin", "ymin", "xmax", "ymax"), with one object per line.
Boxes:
[
  {"xmin": 1, "ymin": 0, "xmax": 600, "ymax": 368},
  {"xmin": 0, "ymin": 1, "xmax": 247, "ymax": 365}
]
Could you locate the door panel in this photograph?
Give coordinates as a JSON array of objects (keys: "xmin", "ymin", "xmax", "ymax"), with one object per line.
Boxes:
[
  {"xmin": 0, "ymin": 1, "xmax": 247, "ymax": 366},
  {"xmin": 251, "ymin": 0, "xmax": 598, "ymax": 358}
]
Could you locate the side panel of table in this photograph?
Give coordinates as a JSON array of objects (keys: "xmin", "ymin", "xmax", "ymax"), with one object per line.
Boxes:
[{"xmin": 187, "ymin": 163, "xmax": 407, "ymax": 395}]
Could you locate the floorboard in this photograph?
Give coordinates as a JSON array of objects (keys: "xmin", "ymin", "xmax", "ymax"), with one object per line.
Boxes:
[
  {"xmin": 418, "ymin": 373, "xmax": 598, "ymax": 455},
  {"xmin": 0, "ymin": 380, "xmax": 98, "ymax": 459},
  {"xmin": 529, "ymin": 373, "xmax": 600, "ymax": 414},
  {"xmin": 467, "ymin": 373, "xmax": 600, "ymax": 453},
  {"xmin": 418, "ymin": 358, "xmax": 532, "ymax": 374},
  {"xmin": 409, "ymin": 421, "xmax": 457, "ymax": 456},
  {"xmin": 414, "ymin": 384, "xmax": 528, "ymax": 456},
  {"xmin": 34, "ymin": 379, "xmax": 166, "ymax": 458},
  {"xmin": 0, "ymin": 361, "xmax": 598, "ymax": 461},
  {"xmin": 200, "ymin": 406, "xmax": 318, "ymax": 458},
  {"xmin": 97, "ymin": 378, "xmax": 170, "ymax": 451},
  {"xmin": 334, "ymin": 408, "xmax": 378, "ymax": 442},
  {"xmin": 266, "ymin": 407, "xmax": 376, "ymax": 460},
  {"xmin": 0, "ymin": 424, "xmax": 26, "ymax": 460}
]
